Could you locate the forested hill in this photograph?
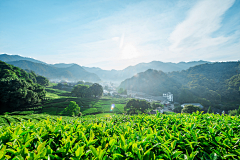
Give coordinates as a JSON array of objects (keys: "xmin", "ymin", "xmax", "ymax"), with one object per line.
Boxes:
[
  {"xmin": 83, "ymin": 60, "xmax": 210, "ymax": 82},
  {"xmin": 120, "ymin": 61, "xmax": 240, "ymax": 112},
  {"xmin": 119, "ymin": 69, "xmax": 182, "ymax": 94},
  {"xmin": 0, "ymin": 61, "xmax": 46, "ymax": 113},
  {"xmin": 8, "ymin": 60, "xmax": 101, "ymax": 82}
]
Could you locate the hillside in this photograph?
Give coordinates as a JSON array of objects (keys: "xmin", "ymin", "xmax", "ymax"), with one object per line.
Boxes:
[
  {"xmin": 0, "ymin": 54, "xmax": 209, "ymax": 82},
  {"xmin": 120, "ymin": 69, "xmax": 181, "ymax": 94},
  {"xmin": 83, "ymin": 60, "xmax": 210, "ymax": 82},
  {"xmin": 0, "ymin": 53, "xmax": 45, "ymax": 64},
  {"xmin": 8, "ymin": 60, "xmax": 101, "ymax": 82},
  {"xmin": 51, "ymin": 63, "xmax": 75, "ymax": 68},
  {"xmin": 0, "ymin": 61, "xmax": 46, "ymax": 113},
  {"xmin": 120, "ymin": 62, "xmax": 240, "ymax": 112}
]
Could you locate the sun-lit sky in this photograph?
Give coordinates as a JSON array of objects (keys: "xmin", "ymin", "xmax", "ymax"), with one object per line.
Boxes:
[{"xmin": 0, "ymin": 0, "xmax": 239, "ymax": 70}]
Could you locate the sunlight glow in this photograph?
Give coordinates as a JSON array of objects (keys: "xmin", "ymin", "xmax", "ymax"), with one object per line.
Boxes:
[
  {"xmin": 121, "ymin": 44, "xmax": 139, "ymax": 59},
  {"xmin": 110, "ymin": 104, "xmax": 115, "ymax": 111}
]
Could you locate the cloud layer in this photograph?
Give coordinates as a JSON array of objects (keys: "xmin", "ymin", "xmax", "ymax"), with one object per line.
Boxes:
[{"xmin": 169, "ymin": 0, "xmax": 235, "ymax": 52}]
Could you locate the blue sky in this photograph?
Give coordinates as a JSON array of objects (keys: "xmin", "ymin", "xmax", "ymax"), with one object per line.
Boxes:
[{"xmin": 0, "ymin": 0, "xmax": 239, "ymax": 70}]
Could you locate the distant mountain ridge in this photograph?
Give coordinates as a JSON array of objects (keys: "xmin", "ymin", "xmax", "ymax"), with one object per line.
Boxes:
[
  {"xmin": 7, "ymin": 60, "xmax": 101, "ymax": 82},
  {"xmin": 119, "ymin": 61, "xmax": 240, "ymax": 112},
  {"xmin": 0, "ymin": 54, "xmax": 210, "ymax": 82},
  {"xmin": 0, "ymin": 53, "xmax": 46, "ymax": 64},
  {"xmin": 50, "ymin": 63, "xmax": 76, "ymax": 68},
  {"xmin": 83, "ymin": 60, "xmax": 210, "ymax": 82}
]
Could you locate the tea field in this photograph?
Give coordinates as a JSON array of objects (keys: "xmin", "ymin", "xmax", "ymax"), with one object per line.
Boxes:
[
  {"xmin": 0, "ymin": 112, "xmax": 240, "ymax": 159},
  {"xmin": 39, "ymin": 88, "xmax": 128, "ymax": 116}
]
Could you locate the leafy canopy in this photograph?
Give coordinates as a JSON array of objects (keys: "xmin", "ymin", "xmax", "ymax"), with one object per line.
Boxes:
[
  {"xmin": 124, "ymin": 99, "xmax": 151, "ymax": 115},
  {"xmin": 61, "ymin": 101, "xmax": 80, "ymax": 116}
]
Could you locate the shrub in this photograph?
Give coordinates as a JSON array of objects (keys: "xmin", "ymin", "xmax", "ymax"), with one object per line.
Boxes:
[
  {"xmin": 173, "ymin": 105, "xmax": 182, "ymax": 113},
  {"xmin": 182, "ymin": 104, "xmax": 201, "ymax": 114},
  {"xmin": 61, "ymin": 101, "xmax": 80, "ymax": 116}
]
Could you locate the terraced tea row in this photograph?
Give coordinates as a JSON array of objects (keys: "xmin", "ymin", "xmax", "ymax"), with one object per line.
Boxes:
[{"xmin": 0, "ymin": 113, "xmax": 239, "ymax": 159}]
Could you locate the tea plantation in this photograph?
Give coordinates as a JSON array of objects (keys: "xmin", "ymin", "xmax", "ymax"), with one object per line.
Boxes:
[{"xmin": 0, "ymin": 112, "xmax": 240, "ymax": 159}]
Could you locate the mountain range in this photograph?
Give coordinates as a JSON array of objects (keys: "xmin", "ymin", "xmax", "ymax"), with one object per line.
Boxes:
[
  {"xmin": 0, "ymin": 53, "xmax": 210, "ymax": 82},
  {"xmin": 119, "ymin": 61, "xmax": 240, "ymax": 112},
  {"xmin": 83, "ymin": 60, "xmax": 210, "ymax": 82}
]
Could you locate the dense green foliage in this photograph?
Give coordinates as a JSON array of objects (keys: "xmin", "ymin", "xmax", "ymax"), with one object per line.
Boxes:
[
  {"xmin": 36, "ymin": 75, "xmax": 49, "ymax": 86},
  {"xmin": 0, "ymin": 61, "xmax": 46, "ymax": 114},
  {"xmin": 181, "ymin": 104, "xmax": 201, "ymax": 113},
  {"xmin": 173, "ymin": 105, "xmax": 182, "ymax": 113},
  {"xmin": 124, "ymin": 99, "xmax": 151, "ymax": 114},
  {"xmin": 120, "ymin": 62, "xmax": 240, "ymax": 113},
  {"xmin": 72, "ymin": 84, "xmax": 92, "ymax": 98},
  {"xmin": 61, "ymin": 101, "xmax": 81, "ymax": 116},
  {"xmin": 0, "ymin": 113, "xmax": 239, "ymax": 159},
  {"xmin": 151, "ymin": 102, "xmax": 163, "ymax": 109},
  {"xmin": 91, "ymin": 83, "xmax": 103, "ymax": 97},
  {"xmin": 53, "ymin": 83, "xmax": 74, "ymax": 92},
  {"xmin": 71, "ymin": 83, "xmax": 103, "ymax": 98}
]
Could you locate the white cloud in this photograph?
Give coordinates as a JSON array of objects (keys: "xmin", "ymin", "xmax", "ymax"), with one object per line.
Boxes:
[{"xmin": 169, "ymin": 0, "xmax": 235, "ymax": 52}]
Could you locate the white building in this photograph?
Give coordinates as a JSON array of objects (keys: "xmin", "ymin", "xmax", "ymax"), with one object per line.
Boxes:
[{"xmin": 163, "ymin": 92, "xmax": 173, "ymax": 102}]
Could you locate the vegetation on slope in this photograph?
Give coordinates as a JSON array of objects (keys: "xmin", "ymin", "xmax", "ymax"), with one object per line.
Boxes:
[
  {"xmin": 0, "ymin": 61, "xmax": 46, "ymax": 114},
  {"xmin": 120, "ymin": 62, "xmax": 240, "ymax": 113}
]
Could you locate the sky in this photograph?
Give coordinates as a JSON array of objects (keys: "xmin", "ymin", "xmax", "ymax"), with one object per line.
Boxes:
[{"xmin": 0, "ymin": 0, "xmax": 240, "ymax": 70}]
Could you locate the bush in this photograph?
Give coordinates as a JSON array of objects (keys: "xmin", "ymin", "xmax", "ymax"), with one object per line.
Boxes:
[
  {"xmin": 173, "ymin": 105, "xmax": 182, "ymax": 113},
  {"xmin": 182, "ymin": 104, "xmax": 201, "ymax": 114},
  {"xmin": 61, "ymin": 101, "xmax": 81, "ymax": 116}
]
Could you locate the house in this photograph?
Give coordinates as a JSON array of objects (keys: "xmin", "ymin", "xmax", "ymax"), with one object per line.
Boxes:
[
  {"xmin": 181, "ymin": 103, "xmax": 204, "ymax": 109},
  {"xmin": 163, "ymin": 92, "xmax": 173, "ymax": 102}
]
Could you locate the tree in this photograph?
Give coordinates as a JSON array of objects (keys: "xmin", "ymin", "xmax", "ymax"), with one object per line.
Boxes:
[
  {"xmin": 90, "ymin": 83, "xmax": 103, "ymax": 98},
  {"xmin": 124, "ymin": 99, "xmax": 151, "ymax": 115},
  {"xmin": 0, "ymin": 61, "xmax": 46, "ymax": 114},
  {"xmin": 152, "ymin": 102, "xmax": 163, "ymax": 109},
  {"xmin": 118, "ymin": 88, "xmax": 127, "ymax": 95},
  {"xmin": 71, "ymin": 84, "xmax": 90, "ymax": 98},
  {"xmin": 173, "ymin": 105, "xmax": 182, "ymax": 113},
  {"xmin": 182, "ymin": 104, "xmax": 201, "ymax": 114},
  {"xmin": 36, "ymin": 75, "xmax": 49, "ymax": 86},
  {"xmin": 0, "ymin": 77, "xmax": 46, "ymax": 114},
  {"xmin": 61, "ymin": 101, "xmax": 80, "ymax": 116}
]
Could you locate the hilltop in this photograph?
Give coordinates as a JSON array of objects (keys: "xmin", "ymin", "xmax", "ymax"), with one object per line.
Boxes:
[{"xmin": 7, "ymin": 60, "xmax": 101, "ymax": 82}]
